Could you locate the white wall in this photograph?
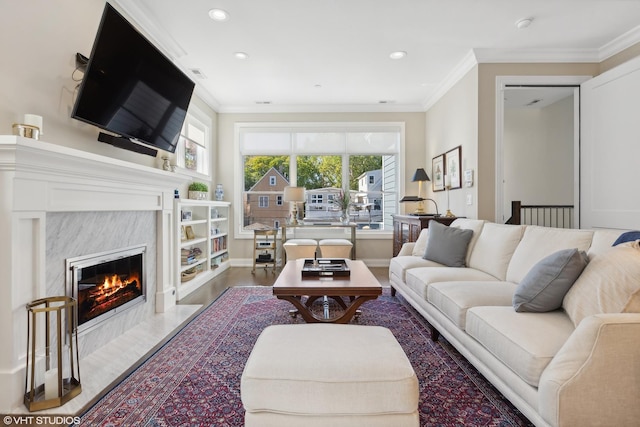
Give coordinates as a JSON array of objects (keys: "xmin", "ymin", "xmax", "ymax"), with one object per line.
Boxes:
[
  {"xmin": 425, "ymin": 66, "xmax": 479, "ymax": 219},
  {"xmin": 503, "ymin": 96, "xmax": 574, "ymax": 219}
]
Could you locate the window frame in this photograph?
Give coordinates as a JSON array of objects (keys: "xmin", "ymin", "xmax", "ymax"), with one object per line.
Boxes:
[
  {"xmin": 235, "ymin": 122, "xmax": 405, "ymax": 239},
  {"xmin": 175, "ymin": 104, "xmax": 212, "ymax": 181}
]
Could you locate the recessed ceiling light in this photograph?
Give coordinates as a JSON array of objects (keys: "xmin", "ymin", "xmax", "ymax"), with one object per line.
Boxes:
[
  {"xmin": 209, "ymin": 8, "xmax": 229, "ymax": 21},
  {"xmin": 389, "ymin": 51, "xmax": 407, "ymax": 60},
  {"xmin": 515, "ymin": 18, "xmax": 533, "ymax": 29},
  {"xmin": 234, "ymin": 52, "xmax": 249, "ymax": 59}
]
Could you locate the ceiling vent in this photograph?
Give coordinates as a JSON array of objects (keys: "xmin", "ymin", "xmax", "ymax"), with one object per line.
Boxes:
[{"xmin": 189, "ymin": 68, "xmax": 207, "ymax": 79}]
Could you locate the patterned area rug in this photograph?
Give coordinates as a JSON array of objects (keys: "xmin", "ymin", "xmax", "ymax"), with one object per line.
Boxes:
[{"xmin": 79, "ymin": 286, "xmax": 534, "ymax": 426}]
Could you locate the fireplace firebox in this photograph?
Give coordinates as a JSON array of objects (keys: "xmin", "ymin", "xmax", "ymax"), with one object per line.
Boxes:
[{"xmin": 66, "ymin": 245, "xmax": 146, "ymax": 333}]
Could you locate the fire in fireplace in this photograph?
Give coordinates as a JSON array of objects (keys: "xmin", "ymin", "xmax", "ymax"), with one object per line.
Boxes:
[{"xmin": 66, "ymin": 245, "xmax": 146, "ymax": 333}]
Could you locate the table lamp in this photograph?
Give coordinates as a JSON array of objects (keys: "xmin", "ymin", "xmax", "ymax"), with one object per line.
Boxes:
[
  {"xmin": 284, "ymin": 186, "xmax": 305, "ymax": 225},
  {"xmin": 412, "ymin": 168, "xmax": 430, "ymax": 214}
]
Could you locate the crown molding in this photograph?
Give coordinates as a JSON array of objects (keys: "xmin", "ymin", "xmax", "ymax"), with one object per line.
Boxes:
[
  {"xmin": 473, "ymin": 48, "xmax": 600, "ymax": 63},
  {"xmin": 598, "ymin": 25, "xmax": 640, "ymax": 61},
  {"xmin": 421, "ymin": 50, "xmax": 478, "ymax": 111},
  {"xmin": 217, "ymin": 103, "xmax": 426, "ymax": 114}
]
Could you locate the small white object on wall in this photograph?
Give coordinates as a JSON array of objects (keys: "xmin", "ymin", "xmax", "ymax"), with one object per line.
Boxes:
[{"xmin": 464, "ymin": 169, "xmax": 474, "ymax": 187}]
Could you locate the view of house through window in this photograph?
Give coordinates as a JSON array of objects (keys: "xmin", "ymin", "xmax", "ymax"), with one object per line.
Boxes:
[{"xmin": 238, "ymin": 124, "xmax": 402, "ymax": 233}]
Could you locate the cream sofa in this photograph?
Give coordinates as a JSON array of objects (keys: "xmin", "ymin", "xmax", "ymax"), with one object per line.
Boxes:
[{"xmin": 389, "ymin": 219, "xmax": 640, "ymax": 427}]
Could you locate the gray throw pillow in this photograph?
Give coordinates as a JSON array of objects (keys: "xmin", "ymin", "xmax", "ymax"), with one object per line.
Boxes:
[
  {"xmin": 423, "ymin": 221, "xmax": 473, "ymax": 267},
  {"xmin": 513, "ymin": 248, "xmax": 589, "ymax": 313}
]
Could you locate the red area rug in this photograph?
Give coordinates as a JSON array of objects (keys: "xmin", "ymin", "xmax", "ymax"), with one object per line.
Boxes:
[{"xmin": 79, "ymin": 286, "xmax": 533, "ymax": 426}]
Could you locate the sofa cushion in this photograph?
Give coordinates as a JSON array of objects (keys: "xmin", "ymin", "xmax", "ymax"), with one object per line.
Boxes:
[
  {"xmin": 450, "ymin": 218, "xmax": 486, "ymax": 265},
  {"xmin": 423, "ymin": 221, "xmax": 473, "ymax": 267},
  {"xmin": 513, "ymin": 248, "xmax": 589, "ymax": 313},
  {"xmin": 389, "ymin": 256, "xmax": 442, "ymax": 285},
  {"xmin": 405, "ymin": 267, "xmax": 497, "ymax": 300},
  {"xmin": 506, "ymin": 226, "xmax": 593, "ymax": 284},
  {"xmin": 563, "ymin": 241, "xmax": 640, "ymax": 326},
  {"xmin": 411, "ymin": 228, "xmax": 430, "ymax": 256},
  {"xmin": 467, "ymin": 223, "xmax": 525, "ymax": 280},
  {"xmin": 466, "ymin": 306, "xmax": 575, "ymax": 387},
  {"xmin": 588, "ymin": 229, "xmax": 626, "ymax": 258},
  {"xmin": 428, "ymin": 281, "xmax": 516, "ymax": 329}
]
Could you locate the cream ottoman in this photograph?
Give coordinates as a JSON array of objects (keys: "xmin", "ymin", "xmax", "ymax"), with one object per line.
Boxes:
[
  {"xmin": 319, "ymin": 238, "xmax": 353, "ymax": 259},
  {"xmin": 283, "ymin": 238, "xmax": 318, "ymax": 260},
  {"xmin": 241, "ymin": 324, "xmax": 419, "ymax": 427}
]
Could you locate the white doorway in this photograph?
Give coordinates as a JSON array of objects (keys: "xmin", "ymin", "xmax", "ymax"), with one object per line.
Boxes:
[{"xmin": 495, "ymin": 76, "xmax": 589, "ymax": 227}]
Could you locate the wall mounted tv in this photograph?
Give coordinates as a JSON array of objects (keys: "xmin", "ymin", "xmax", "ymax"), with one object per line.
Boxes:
[{"xmin": 72, "ymin": 3, "xmax": 195, "ymax": 156}]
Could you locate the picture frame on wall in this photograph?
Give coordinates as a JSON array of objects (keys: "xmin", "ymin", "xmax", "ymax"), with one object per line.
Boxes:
[
  {"xmin": 445, "ymin": 146, "xmax": 462, "ymax": 189},
  {"xmin": 432, "ymin": 154, "xmax": 445, "ymax": 192}
]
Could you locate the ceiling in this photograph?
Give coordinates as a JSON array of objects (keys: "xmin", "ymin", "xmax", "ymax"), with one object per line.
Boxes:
[{"xmin": 115, "ymin": 0, "xmax": 640, "ymax": 113}]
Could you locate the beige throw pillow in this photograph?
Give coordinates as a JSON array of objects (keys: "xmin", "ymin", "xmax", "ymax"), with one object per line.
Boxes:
[{"xmin": 562, "ymin": 241, "xmax": 640, "ymax": 326}]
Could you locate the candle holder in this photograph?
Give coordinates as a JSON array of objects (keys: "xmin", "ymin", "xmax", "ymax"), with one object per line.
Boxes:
[
  {"xmin": 24, "ymin": 296, "xmax": 81, "ymax": 411},
  {"xmin": 444, "ymin": 175, "xmax": 455, "ymax": 218}
]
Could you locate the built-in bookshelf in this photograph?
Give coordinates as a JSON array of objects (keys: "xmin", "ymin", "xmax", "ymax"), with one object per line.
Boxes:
[{"xmin": 175, "ymin": 199, "xmax": 230, "ymax": 300}]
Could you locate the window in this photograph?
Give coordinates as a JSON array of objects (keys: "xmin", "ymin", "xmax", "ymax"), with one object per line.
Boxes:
[
  {"xmin": 237, "ymin": 123, "xmax": 403, "ymax": 234},
  {"xmin": 176, "ymin": 106, "xmax": 211, "ymax": 179}
]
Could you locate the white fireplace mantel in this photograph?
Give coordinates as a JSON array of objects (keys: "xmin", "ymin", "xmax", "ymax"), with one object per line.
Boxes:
[{"xmin": 0, "ymin": 135, "xmax": 191, "ymax": 412}]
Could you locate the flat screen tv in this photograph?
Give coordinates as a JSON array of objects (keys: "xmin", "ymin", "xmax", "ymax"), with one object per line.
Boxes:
[{"xmin": 72, "ymin": 3, "xmax": 194, "ymax": 155}]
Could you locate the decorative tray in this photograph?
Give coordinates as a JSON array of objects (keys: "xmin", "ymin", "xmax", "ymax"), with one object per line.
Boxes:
[{"xmin": 302, "ymin": 259, "xmax": 350, "ymax": 278}]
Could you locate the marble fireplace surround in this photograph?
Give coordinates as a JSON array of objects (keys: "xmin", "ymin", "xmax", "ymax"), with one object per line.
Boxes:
[{"xmin": 0, "ymin": 136, "xmax": 197, "ymax": 412}]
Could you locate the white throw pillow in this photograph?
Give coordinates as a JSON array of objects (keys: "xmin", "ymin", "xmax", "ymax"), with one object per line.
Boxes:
[
  {"xmin": 411, "ymin": 229, "xmax": 430, "ymax": 257},
  {"xmin": 563, "ymin": 241, "xmax": 640, "ymax": 326}
]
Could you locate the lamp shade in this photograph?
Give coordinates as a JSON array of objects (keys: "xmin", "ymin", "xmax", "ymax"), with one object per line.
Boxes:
[
  {"xmin": 283, "ymin": 186, "xmax": 305, "ymax": 202},
  {"xmin": 412, "ymin": 168, "xmax": 430, "ymax": 182}
]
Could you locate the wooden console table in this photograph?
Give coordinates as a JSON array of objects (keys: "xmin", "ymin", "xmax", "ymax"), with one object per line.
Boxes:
[{"xmin": 392, "ymin": 215, "xmax": 458, "ymax": 256}]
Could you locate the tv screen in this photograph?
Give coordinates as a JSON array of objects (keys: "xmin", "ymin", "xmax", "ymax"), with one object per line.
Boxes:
[{"xmin": 72, "ymin": 3, "xmax": 194, "ymax": 154}]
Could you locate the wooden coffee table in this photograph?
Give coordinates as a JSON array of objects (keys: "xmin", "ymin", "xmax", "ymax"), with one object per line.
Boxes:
[{"xmin": 273, "ymin": 258, "xmax": 382, "ymax": 324}]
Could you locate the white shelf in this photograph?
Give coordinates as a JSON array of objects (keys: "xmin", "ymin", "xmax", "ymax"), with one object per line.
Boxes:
[{"xmin": 175, "ymin": 199, "xmax": 231, "ymax": 300}]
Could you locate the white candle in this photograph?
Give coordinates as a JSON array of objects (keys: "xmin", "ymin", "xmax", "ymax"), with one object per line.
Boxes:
[
  {"xmin": 44, "ymin": 368, "xmax": 58, "ymax": 400},
  {"xmin": 444, "ymin": 175, "xmax": 451, "ymax": 187},
  {"xmin": 24, "ymin": 114, "xmax": 43, "ymax": 134}
]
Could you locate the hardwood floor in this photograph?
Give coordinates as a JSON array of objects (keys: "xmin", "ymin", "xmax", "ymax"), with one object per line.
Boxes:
[{"xmin": 178, "ymin": 266, "xmax": 390, "ymax": 307}]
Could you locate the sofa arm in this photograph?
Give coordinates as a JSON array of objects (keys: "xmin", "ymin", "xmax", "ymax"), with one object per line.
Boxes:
[
  {"xmin": 397, "ymin": 242, "xmax": 415, "ymax": 257},
  {"xmin": 539, "ymin": 313, "xmax": 640, "ymax": 427}
]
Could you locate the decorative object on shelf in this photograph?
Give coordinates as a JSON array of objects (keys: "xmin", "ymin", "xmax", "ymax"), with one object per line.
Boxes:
[
  {"xmin": 174, "ymin": 189, "xmax": 180, "ymax": 199},
  {"xmin": 184, "ymin": 225, "xmax": 195, "ymax": 240},
  {"xmin": 188, "ymin": 182, "xmax": 208, "ymax": 200},
  {"xmin": 284, "ymin": 186, "xmax": 305, "ymax": 225},
  {"xmin": 24, "ymin": 296, "xmax": 81, "ymax": 411},
  {"xmin": 13, "ymin": 114, "xmax": 44, "ymax": 140},
  {"xmin": 181, "ymin": 210, "xmax": 192, "ymax": 221},
  {"xmin": 444, "ymin": 174, "xmax": 455, "ymax": 217},
  {"xmin": 432, "ymin": 154, "xmax": 445, "ymax": 192},
  {"xmin": 215, "ymin": 184, "xmax": 224, "ymax": 201},
  {"xmin": 444, "ymin": 146, "xmax": 462, "ymax": 189},
  {"xmin": 161, "ymin": 157, "xmax": 171, "ymax": 171}
]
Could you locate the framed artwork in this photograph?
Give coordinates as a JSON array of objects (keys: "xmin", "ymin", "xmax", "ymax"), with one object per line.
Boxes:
[
  {"xmin": 181, "ymin": 210, "xmax": 192, "ymax": 221},
  {"xmin": 185, "ymin": 225, "xmax": 196, "ymax": 240},
  {"xmin": 445, "ymin": 146, "xmax": 462, "ymax": 189},
  {"xmin": 432, "ymin": 154, "xmax": 445, "ymax": 192}
]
